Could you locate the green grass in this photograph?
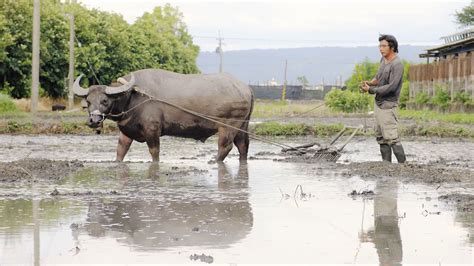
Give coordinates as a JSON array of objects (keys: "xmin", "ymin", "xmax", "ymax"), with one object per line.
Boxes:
[
  {"xmin": 253, "ymin": 122, "xmax": 310, "ymax": 136},
  {"xmin": 401, "ymin": 124, "xmax": 474, "ymax": 138},
  {"xmin": 1, "ymin": 97, "xmax": 473, "ymax": 137},
  {"xmin": 0, "ymin": 120, "xmax": 117, "ymax": 134},
  {"xmin": 252, "ymin": 100, "xmax": 336, "ymax": 118},
  {"xmin": 250, "ymin": 121, "xmax": 473, "ymax": 138},
  {"xmin": 253, "ymin": 122, "xmax": 356, "ymax": 137},
  {"xmin": 253, "ymin": 100, "xmax": 474, "ymax": 125},
  {"xmin": 399, "ymin": 109, "xmax": 474, "ymax": 125},
  {"xmin": 0, "ymin": 94, "xmax": 22, "ymax": 114},
  {"xmin": 1, "ymin": 117, "xmax": 472, "ymax": 138},
  {"xmin": 313, "ymin": 123, "xmax": 345, "ymax": 136}
]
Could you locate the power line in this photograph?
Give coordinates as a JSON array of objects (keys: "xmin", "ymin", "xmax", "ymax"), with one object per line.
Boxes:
[
  {"xmin": 193, "ymin": 35, "xmax": 439, "ymax": 44},
  {"xmin": 193, "ymin": 35, "xmax": 366, "ymax": 43},
  {"xmin": 74, "ymin": 35, "xmax": 102, "ymax": 85}
]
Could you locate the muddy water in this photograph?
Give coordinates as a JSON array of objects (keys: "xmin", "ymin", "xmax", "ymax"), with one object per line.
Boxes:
[{"xmin": 0, "ymin": 134, "xmax": 473, "ymax": 264}]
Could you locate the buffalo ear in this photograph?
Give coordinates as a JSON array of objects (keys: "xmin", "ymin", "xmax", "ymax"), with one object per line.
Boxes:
[
  {"xmin": 106, "ymin": 89, "xmax": 132, "ymax": 99},
  {"xmin": 105, "ymin": 74, "xmax": 135, "ymax": 95}
]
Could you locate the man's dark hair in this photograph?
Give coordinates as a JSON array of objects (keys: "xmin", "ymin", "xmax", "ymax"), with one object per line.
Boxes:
[{"xmin": 379, "ymin": 34, "xmax": 398, "ymax": 53}]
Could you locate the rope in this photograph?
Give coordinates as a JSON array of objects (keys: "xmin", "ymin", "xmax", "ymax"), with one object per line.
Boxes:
[
  {"xmin": 106, "ymin": 98, "xmax": 153, "ymax": 118},
  {"xmin": 295, "ymin": 102, "xmax": 326, "ymax": 116},
  {"xmin": 107, "ymin": 88, "xmax": 308, "ymax": 152},
  {"xmin": 75, "ymin": 36, "xmax": 102, "ymax": 85}
]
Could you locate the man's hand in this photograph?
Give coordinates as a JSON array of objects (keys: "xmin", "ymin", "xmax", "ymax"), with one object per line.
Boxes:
[{"xmin": 360, "ymin": 81, "xmax": 370, "ymax": 92}]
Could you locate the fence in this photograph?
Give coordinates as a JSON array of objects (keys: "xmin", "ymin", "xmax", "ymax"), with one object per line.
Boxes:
[
  {"xmin": 409, "ymin": 53, "xmax": 474, "ymax": 100},
  {"xmin": 249, "ymin": 85, "xmax": 334, "ymax": 100}
]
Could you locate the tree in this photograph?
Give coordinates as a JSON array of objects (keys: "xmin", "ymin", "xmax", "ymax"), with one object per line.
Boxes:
[
  {"xmin": 0, "ymin": 0, "xmax": 200, "ymax": 99},
  {"xmin": 455, "ymin": 1, "xmax": 474, "ymax": 28},
  {"xmin": 73, "ymin": 4, "xmax": 135, "ymax": 86},
  {"xmin": 338, "ymin": 58, "xmax": 411, "ymax": 112},
  {"xmin": 345, "ymin": 58, "xmax": 410, "ymax": 92},
  {"xmin": 39, "ymin": 0, "xmax": 69, "ymax": 98},
  {"xmin": 0, "ymin": 0, "xmax": 34, "ymax": 98},
  {"xmin": 131, "ymin": 4, "xmax": 200, "ymax": 74},
  {"xmin": 296, "ymin": 75, "xmax": 309, "ymax": 88},
  {"xmin": 345, "ymin": 58, "xmax": 379, "ymax": 92}
]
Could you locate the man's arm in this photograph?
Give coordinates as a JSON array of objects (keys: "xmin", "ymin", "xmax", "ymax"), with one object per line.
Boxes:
[
  {"xmin": 366, "ymin": 79, "xmax": 379, "ymax": 86},
  {"xmin": 368, "ymin": 63, "xmax": 403, "ymax": 96},
  {"xmin": 360, "ymin": 79, "xmax": 378, "ymax": 93}
]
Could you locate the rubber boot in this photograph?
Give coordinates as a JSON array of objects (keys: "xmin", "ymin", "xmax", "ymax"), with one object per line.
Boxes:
[
  {"xmin": 391, "ymin": 143, "xmax": 406, "ymax": 163},
  {"xmin": 380, "ymin": 144, "xmax": 392, "ymax": 163}
]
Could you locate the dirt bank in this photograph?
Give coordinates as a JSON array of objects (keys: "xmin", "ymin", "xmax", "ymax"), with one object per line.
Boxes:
[
  {"xmin": 0, "ymin": 159, "xmax": 84, "ymax": 182},
  {"xmin": 439, "ymin": 193, "xmax": 474, "ymax": 212},
  {"xmin": 343, "ymin": 161, "xmax": 472, "ymax": 184}
]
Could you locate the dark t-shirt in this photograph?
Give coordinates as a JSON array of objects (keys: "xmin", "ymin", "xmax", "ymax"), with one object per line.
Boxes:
[{"xmin": 369, "ymin": 56, "xmax": 404, "ymax": 109}]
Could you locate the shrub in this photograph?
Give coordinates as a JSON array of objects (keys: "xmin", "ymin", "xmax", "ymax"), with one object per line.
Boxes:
[
  {"xmin": 414, "ymin": 92, "xmax": 430, "ymax": 104},
  {"xmin": 399, "ymin": 81, "xmax": 409, "ymax": 109},
  {"xmin": 0, "ymin": 94, "xmax": 20, "ymax": 113},
  {"xmin": 324, "ymin": 89, "xmax": 371, "ymax": 113},
  {"xmin": 432, "ymin": 87, "xmax": 450, "ymax": 110},
  {"xmin": 453, "ymin": 91, "xmax": 471, "ymax": 105}
]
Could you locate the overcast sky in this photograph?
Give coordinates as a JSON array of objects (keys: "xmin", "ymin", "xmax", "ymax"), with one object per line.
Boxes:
[{"xmin": 79, "ymin": 0, "xmax": 471, "ymax": 51}]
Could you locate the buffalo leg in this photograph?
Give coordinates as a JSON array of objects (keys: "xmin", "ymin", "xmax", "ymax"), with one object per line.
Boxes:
[
  {"xmin": 217, "ymin": 128, "xmax": 237, "ymax": 161},
  {"xmin": 116, "ymin": 131, "xmax": 133, "ymax": 162},
  {"xmin": 233, "ymin": 130, "xmax": 249, "ymax": 160},
  {"xmin": 146, "ymin": 137, "xmax": 161, "ymax": 162}
]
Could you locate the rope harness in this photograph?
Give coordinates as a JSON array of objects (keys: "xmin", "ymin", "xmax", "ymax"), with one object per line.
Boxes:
[{"xmin": 98, "ymin": 86, "xmax": 326, "ymax": 153}]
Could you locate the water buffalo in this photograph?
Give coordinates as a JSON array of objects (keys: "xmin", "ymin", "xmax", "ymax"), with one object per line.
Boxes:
[{"xmin": 73, "ymin": 69, "xmax": 254, "ymax": 162}]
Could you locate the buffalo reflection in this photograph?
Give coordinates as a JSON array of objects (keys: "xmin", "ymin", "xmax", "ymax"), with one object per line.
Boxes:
[{"xmin": 83, "ymin": 162, "xmax": 253, "ymax": 249}]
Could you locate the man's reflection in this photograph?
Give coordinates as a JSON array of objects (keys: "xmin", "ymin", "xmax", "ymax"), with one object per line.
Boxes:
[
  {"xmin": 359, "ymin": 179, "xmax": 403, "ymax": 265},
  {"xmin": 83, "ymin": 162, "xmax": 253, "ymax": 249},
  {"xmin": 373, "ymin": 179, "xmax": 403, "ymax": 265}
]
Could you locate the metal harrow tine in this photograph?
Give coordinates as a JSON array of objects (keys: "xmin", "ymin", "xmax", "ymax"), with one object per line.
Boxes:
[{"xmin": 281, "ymin": 126, "xmax": 360, "ymax": 162}]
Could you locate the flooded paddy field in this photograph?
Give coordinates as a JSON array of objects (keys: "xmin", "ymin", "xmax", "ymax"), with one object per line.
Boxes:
[{"xmin": 0, "ymin": 134, "xmax": 472, "ymax": 264}]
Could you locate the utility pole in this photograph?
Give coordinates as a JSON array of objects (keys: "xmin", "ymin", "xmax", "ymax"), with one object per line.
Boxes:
[
  {"xmin": 67, "ymin": 0, "xmax": 76, "ymax": 110},
  {"xmin": 31, "ymin": 0, "xmax": 40, "ymax": 113},
  {"xmin": 31, "ymin": 2, "xmax": 41, "ymax": 263},
  {"xmin": 216, "ymin": 31, "xmax": 224, "ymax": 73},
  {"xmin": 281, "ymin": 59, "xmax": 288, "ymax": 101}
]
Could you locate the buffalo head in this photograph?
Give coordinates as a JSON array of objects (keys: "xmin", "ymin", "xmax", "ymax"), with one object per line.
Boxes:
[{"xmin": 73, "ymin": 74, "xmax": 135, "ymax": 128}]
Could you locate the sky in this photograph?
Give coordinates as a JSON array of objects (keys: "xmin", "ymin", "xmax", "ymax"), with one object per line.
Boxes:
[{"xmin": 78, "ymin": 0, "xmax": 471, "ymax": 52}]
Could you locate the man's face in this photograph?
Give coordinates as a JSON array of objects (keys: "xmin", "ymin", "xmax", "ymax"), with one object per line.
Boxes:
[{"xmin": 378, "ymin": 40, "xmax": 392, "ymax": 57}]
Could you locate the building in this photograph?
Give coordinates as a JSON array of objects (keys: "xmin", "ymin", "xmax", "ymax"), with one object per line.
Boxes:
[
  {"xmin": 249, "ymin": 85, "xmax": 303, "ymax": 100},
  {"xmin": 249, "ymin": 84, "xmax": 344, "ymax": 100},
  {"xmin": 410, "ymin": 28, "xmax": 474, "ymax": 103}
]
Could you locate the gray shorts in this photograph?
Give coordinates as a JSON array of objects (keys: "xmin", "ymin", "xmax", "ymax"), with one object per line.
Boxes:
[{"xmin": 374, "ymin": 103, "xmax": 400, "ymax": 145}]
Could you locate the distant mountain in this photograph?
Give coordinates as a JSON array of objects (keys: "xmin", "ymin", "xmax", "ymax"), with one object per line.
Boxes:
[{"xmin": 197, "ymin": 45, "xmax": 426, "ymax": 85}]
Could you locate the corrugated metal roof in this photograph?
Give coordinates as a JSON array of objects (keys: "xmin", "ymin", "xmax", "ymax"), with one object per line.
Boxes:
[
  {"xmin": 426, "ymin": 36, "xmax": 474, "ymax": 52},
  {"xmin": 440, "ymin": 28, "xmax": 474, "ymax": 44},
  {"xmin": 420, "ymin": 28, "xmax": 474, "ymax": 56}
]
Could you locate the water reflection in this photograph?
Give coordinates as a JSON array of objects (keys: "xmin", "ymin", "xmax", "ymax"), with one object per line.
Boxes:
[
  {"xmin": 81, "ymin": 162, "xmax": 253, "ymax": 250},
  {"xmin": 33, "ymin": 199, "xmax": 40, "ymax": 266},
  {"xmin": 0, "ymin": 198, "xmax": 83, "ymax": 265},
  {"xmin": 451, "ymin": 202, "xmax": 474, "ymax": 244},
  {"xmin": 360, "ymin": 179, "xmax": 403, "ymax": 266}
]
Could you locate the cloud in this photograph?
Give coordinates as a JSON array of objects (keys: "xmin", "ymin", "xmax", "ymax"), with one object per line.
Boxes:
[{"xmin": 79, "ymin": 0, "xmax": 471, "ymax": 51}]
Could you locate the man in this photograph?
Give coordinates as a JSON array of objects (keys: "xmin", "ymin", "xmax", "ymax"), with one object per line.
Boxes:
[{"xmin": 361, "ymin": 34, "xmax": 406, "ymax": 163}]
